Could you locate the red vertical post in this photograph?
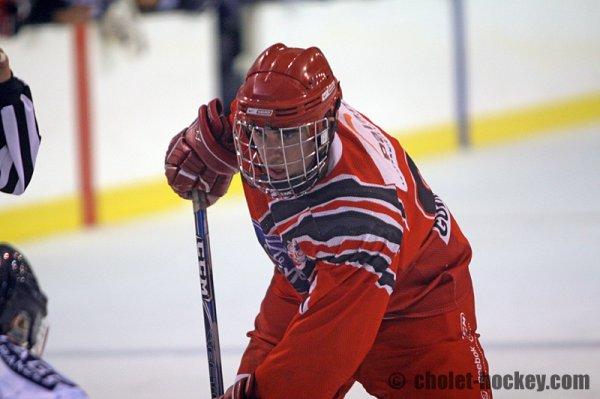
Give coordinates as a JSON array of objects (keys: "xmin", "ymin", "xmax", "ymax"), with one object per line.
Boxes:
[{"xmin": 74, "ymin": 23, "xmax": 96, "ymax": 226}]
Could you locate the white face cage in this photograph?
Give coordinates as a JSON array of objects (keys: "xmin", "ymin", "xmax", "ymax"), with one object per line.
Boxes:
[{"xmin": 233, "ymin": 117, "xmax": 331, "ymax": 199}]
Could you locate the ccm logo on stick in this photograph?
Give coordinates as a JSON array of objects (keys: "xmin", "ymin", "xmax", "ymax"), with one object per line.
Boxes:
[{"xmin": 197, "ymin": 239, "xmax": 211, "ymax": 300}]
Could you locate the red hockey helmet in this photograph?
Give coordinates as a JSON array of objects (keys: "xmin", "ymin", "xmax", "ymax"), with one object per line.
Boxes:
[{"xmin": 233, "ymin": 43, "xmax": 342, "ymax": 198}]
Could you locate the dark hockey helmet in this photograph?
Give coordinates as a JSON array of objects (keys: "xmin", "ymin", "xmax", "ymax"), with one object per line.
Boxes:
[
  {"xmin": 233, "ymin": 43, "xmax": 342, "ymax": 198},
  {"xmin": 0, "ymin": 243, "xmax": 48, "ymax": 354}
]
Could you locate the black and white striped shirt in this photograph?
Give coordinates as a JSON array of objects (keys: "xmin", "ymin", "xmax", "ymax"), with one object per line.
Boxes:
[{"xmin": 0, "ymin": 75, "xmax": 40, "ymax": 195}]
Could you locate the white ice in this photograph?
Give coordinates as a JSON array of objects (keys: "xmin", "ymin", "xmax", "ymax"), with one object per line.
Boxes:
[{"xmin": 14, "ymin": 125, "xmax": 600, "ymax": 398}]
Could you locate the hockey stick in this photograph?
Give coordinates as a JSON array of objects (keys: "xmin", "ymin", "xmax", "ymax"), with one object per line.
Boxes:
[{"xmin": 192, "ymin": 190, "xmax": 225, "ymax": 398}]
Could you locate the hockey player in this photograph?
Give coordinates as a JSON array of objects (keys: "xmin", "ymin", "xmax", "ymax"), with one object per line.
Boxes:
[
  {"xmin": 0, "ymin": 48, "xmax": 41, "ymax": 195},
  {"xmin": 0, "ymin": 243, "xmax": 88, "ymax": 398},
  {"xmin": 165, "ymin": 43, "xmax": 492, "ymax": 398}
]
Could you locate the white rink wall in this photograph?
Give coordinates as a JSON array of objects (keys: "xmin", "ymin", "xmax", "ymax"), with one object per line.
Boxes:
[
  {"xmin": 0, "ymin": 0, "xmax": 599, "ymax": 209},
  {"xmin": 0, "ymin": 12, "xmax": 218, "ymax": 207}
]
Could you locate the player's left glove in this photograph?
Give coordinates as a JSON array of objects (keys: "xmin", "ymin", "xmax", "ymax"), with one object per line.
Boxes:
[{"xmin": 218, "ymin": 374, "xmax": 258, "ymax": 399}]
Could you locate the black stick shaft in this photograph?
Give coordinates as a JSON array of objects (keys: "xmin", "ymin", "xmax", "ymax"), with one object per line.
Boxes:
[{"xmin": 192, "ymin": 191, "xmax": 224, "ymax": 398}]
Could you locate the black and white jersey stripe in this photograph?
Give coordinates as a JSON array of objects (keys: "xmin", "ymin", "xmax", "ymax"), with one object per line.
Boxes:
[
  {"xmin": 262, "ymin": 174, "xmax": 406, "ymax": 294},
  {"xmin": 269, "ymin": 174, "xmax": 407, "ymax": 222},
  {"xmin": 280, "ymin": 210, "xmax": 404, "ymax": 247},
  {"xmin": 0, "ymin": 77, "xmax": 40, "ymax": 195}
]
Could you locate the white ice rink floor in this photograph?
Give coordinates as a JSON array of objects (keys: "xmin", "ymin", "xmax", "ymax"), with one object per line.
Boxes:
[{"xmin": 15, "ymin": 125, "xmax": 600, "ymax": 398}]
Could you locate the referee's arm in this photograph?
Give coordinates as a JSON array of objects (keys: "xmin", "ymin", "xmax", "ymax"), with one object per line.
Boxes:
[{"xmin": 0, "ymin": 49, "xmax": 41, "ymax": 195}]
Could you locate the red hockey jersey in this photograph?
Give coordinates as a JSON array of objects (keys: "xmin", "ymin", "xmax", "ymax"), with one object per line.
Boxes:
[{"xmin": 237, "ymin": 101, "xmax": 474, "ymax": 398}]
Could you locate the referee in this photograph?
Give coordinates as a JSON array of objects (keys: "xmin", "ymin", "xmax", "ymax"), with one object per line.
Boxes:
[{"xmin": 0, "ymin": 48, "xmax": 41, "ymax": 195}]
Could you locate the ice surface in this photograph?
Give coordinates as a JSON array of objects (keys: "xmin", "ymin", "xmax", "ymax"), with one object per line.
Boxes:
[{"xmin": 15, "ymin": 125, "xmax": 600, "ymax": 398}]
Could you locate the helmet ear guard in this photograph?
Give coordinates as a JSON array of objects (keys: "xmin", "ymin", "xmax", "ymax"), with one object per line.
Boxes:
[
  {"xmin": 326, "ymin": 96, "xmax": 342, "ymax": 142},
  {"xmin": 233, "ymin": 44, "xmax": 342, "ymax": 199}
]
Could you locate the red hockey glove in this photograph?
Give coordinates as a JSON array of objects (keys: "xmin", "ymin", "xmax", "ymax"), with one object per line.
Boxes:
[
  {"xmin": 164, "ymin": 98, "xmax": 238, "ymax": 206},
  {"xmin": 219, "ymin": 374, "xmax": 258, "ymax": 399}
]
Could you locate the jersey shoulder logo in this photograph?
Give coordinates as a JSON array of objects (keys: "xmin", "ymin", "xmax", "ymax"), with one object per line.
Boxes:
[{"xmin": 433, "ymin": 195, "xmax": 451, "ymax": 245}]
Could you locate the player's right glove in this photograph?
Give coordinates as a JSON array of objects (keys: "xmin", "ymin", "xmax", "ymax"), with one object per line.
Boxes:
[
  {"xmin": 218, "ymin": 374, "xmax": 258, "ymax": 399},
  {"xmin": 164, "ymin": 98, "xmax": 238, "ymax": 207}
]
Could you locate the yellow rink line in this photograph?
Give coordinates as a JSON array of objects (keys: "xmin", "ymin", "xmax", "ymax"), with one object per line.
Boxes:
[{"xmin": 1, "ymin": 92, "xmax": 599, "ymax": 243}]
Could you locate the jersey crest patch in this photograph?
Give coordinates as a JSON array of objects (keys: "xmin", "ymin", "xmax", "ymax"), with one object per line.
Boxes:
[
  {"xmin": 286, "ymin": 239, "xmax": 307, "ymax": 270},
  {"xmin": 252, "ymin": 221, "xmax": 315, "ymax": 293}
]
